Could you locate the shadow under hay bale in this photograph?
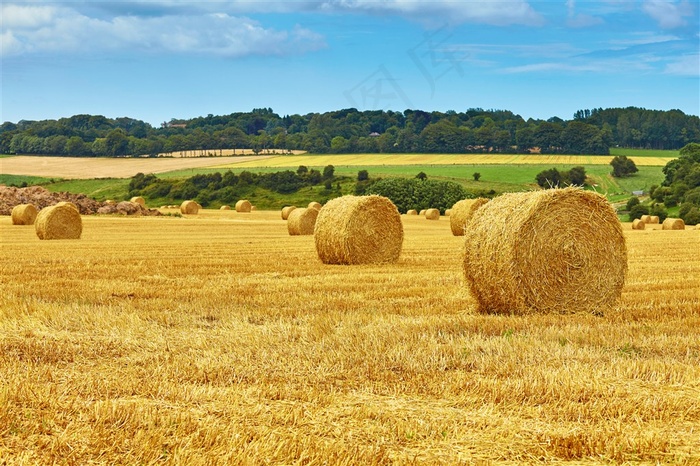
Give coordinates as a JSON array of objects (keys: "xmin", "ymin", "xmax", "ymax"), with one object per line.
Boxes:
[
  {"xmin": 314, "ymin": 195, "xmax": 403, "ymax": 265},
  {"xmin": 236, "ymin": 200, "xmax": 252, "ymax": 212},
  {"xmin": 287, "ymin": 208, "xmax": 319, "ymax": 235},
  {"xmin": 463, "ymin": 188, "xmax": 627, "ymax": 315},
  {"xmin": 11, "ymin": 204, "xmax": 38, "ymax": 225},
  {"xmin": 35, "ymin": 204, "xmax": 82, "ymax": 240},
  {"xmin": 180, "ymin": 200, "xmax": 199, "ymax": 215},
  {"xmin": 450, "ymin": 198, "xmax": 489, "ymax": 236}
]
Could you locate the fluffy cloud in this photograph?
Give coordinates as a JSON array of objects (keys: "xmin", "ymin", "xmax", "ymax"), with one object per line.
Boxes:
[
  {"xmin": 0, "ymin": 4, "xmax": 326, "ymax": 57},
  {"xmin": 664, "ymin": 53, "xmax": 700, "ymax": 76},
  {"xmin": 642, "ymin": 0, "xmax": 695, "ymax": 28}
]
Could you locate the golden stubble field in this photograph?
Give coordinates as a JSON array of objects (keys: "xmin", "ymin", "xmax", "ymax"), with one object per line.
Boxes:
[{"xmin": 1, "ymin": 211, "xmax": 699, "ymax": 465}]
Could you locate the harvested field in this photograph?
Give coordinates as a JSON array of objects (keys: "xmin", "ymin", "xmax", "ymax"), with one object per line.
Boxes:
[{"xmin": 0, "ymin": 212, "xmax": 698, "ymax": 464}]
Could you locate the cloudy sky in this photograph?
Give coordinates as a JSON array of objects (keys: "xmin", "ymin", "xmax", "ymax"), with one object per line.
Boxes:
[{"xmin": 2, "ymin": 1, "xmax": 698, "ymax": 125}]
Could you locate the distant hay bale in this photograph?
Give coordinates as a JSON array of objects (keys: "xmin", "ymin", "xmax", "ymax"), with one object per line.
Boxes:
[
  {"xmin": 632, "ymin": 219, "xmax": 646, "ymax": 230},
  {"xmin": 281, "ymin": 206, "xmax": 296, "ymax": 220},
  {"xmin": 35, "ymin": 204, "xmax": 82, "ymax": 240},
  {"xmin": 406, "ymin": 209, "xmax": 418, "ymax": 215},
  {"xmin": 308, "ymin": 201, "xmax": 322, "ymax": 210},
  {"xmin": 180, "ymin": 200, "xmax": 199, "ymax": 214},
  {"xmin": 105, "ymin": 200, "xmax": 116, "ymax": 206},
  {"xmin": 640, "ymin": 214, "xmax": 651, "ymax": 224},
  {"xmin": 463, "ymin": 188, "xmax": 627, "ymax": 315},
  {"xmin": 648, "ymin": 215, "xmax": 660, "ymax": 224},
  {"xmin": 314, "ymin": 195, "xmax": 403, "ymax": 265},
  {"xmin": 445, "ymin": 209, "xmax": 452, "ymax": 216},
  {"xmin": 419, "ymin": 209, "xmax": 426, "ymax": 216},
  {"xmin": 251, "ymin": 206, "xmax": 257, "ymax": 211},
  {"xmin": 11, "ymin": 204, "xmax": 38, "ymax": 225},
  {"xmin": 662, "ymin": 218, "xmax": 685, "ymax": 230},
  {"xmin": 450, "ymin": 198, "xmax": 489, "ymax": 236},
  {"xmin": 220, "ymin": 205, "xmax": 231, "ymax": 210},
  {"xmin": 425, "ymin": 208, "xmax": 440, "ymax": 220},
  {"xmin": 287, "ymin": 207, "xmax": 319, "ymax": 235},
  {"xmin": 236, "ymin": 200, "xmax": 252, "ymax": 212},
  {"xmin": 130, "ymin": 196, "xmax": 146, "ymax": 206}
]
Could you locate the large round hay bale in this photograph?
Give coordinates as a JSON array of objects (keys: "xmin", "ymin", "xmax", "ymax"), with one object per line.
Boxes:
[
  {"xmin": 281, "ymin": 206, "xmax": 297, "ymax": 220},
  {"xmin": 450, "ymin": 198, "xmax": 489, "ymax": 236},
  {"xmin": 220, "ymin": 205, "xmax": 231, "ymax": 210},
  {"xmin": 287, "ymin": 207, "xmax": 319, "ymax": 235},
  {"xmin": 632, "ymin": 219, "xmax": 646, "ymax": 230},
  {"xmin": 35, "ymin": 204, "xmax": 82, "ymax": 240},
  {"xmin": 463, "ymin": 188, "xmax": 627, "ymax": 315},
  {"xmin": 662, "ymin": 218, "xmax": 685, "ymax": 230},
  {"xmin": 425, "ymin": 208, "xmax": 440, "ymax": 220},
  {"xmin": 640, "ymin": 214, "xmax": 651, "ymax": 224},
  {"xmin": 314, "ymin": 195, "xmax": 403, "ymax": 265},
  {"xmin": 11, "ymin": 204, "xmax": 38, "ymax": 225},
  {"xmin": 406, "ymin": 209, "xmax": 418, "ymax": 215},
  {"xmin": 130, "ymin": 196, "xmax": 146, "ymax": 207},
  {"xmin": 648, "ymin": 215, "xmax": 660, "ymax": 224},
  {"xmin": 180, "ymin": 200, "xmax": 199, "ymax": 214},
  {"xmin": 236, "ymin": 199, "xmax": 252, "ymax": 212},
  {"xmin": 308, "ymin": 201, "xmax": 322, "ymax": 211}
]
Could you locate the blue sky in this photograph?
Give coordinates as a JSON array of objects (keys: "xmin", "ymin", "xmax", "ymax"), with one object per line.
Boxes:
[{"xmin": 2, "ymin": 1, "xmax": 698, "ymax": 126}]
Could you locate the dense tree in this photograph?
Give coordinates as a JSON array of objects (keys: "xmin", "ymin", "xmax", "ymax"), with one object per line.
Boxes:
[{"xmin": 610, "ymin": 155, "xmax": 638, "ymax": 177}]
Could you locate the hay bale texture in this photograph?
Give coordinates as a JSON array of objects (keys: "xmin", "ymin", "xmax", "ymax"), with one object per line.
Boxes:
[
  {"xmin": 220, "ymin": 205, "xmax": 231, "ymax": 210},
  {"xmin": 662, "ymin": 218, "xmax": 685, "ymax": 230},
  {"xmin": 130, "ymin": 196, "xmax": 146, "ymax": 206},
  {"xmin": 308, "ymin": 201, "xmax": 322, "ymax": 211},
  {"xmin": 648, "ymin": 215, "xmax": 660, "ymax": 224},
  {"xmin": 463, "ymin": 188, "xmax": 627, "ymax": 315},
  {"xmin": 35, "ymin": 204, "xmax": 82, "ymax": 240},
  {"xmin": 287, "ymin": 208, "xmax": 319, "ymax": 236},
  {"xmin": 236, "ymin": 200, "xmax": 252, "ymax": 212},
  {"xmin": 11, "ymin": 204, "xmax": 38, "ymax": 225},
  {"xmin": 425, "ymin": 208, "xmax": 440, "ymax": 220},
  {"xmin": 640, "ymin": 214, "xmax": 651, "ymax": 224},
  {"xmin": 632, "ymin": 219, "xmax": 646, "ymax": 230},
  {"xmin": 55, "ymin": 201, "xmax": 79, "ymax": 212},
  {"xmin": 314, "ymin": 195, "xmax": 403, "ymax": 265},
  {"xmin": 450, "ymin": 198, "xmax": 489, "ymax": 236},
  {"xmin": 180, "ymin": 200, "xmax": 199, "ymax": 214},
  {"xmin": 281, "ymin": 206, "xmax": 297, "ymax": 220},
  {"xmin": 406, "ymin": 209, "xmax": 417, "ymax": 215}
]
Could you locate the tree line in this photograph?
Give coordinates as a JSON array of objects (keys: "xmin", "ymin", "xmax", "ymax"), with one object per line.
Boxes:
[{"xmin": 2, "ymin": 106, "xmax": 698, "ymax": 157}]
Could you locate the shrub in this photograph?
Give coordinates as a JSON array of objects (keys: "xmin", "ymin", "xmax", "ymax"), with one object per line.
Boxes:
[{"xmin": 625, "ymin": 197, "xmax": 640, "ymax": 211}]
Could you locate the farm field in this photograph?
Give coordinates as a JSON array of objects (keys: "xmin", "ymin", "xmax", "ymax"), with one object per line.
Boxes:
[{"xmin": 1, "ymin": 210, "xmax": 699, "ymax": 464}]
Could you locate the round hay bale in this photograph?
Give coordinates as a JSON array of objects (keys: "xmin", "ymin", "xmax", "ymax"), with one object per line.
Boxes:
[
  {"xmin": 445, "ymin": 209, "xmax": 452, "ymax": 216},
  {"xmin": 11, "ymin": 204, "xmax": 38, "ymax": 225},
  {"xmin": 220, "ymin": 205, "xmax": 231, "ymax": 210},
  {"xmin": 648, "ymin": 215, "xmax": 660, "ymax": 224},
  {"xmin": 406, "ymin": 209, "xmax": 418, "ymax": 215},
  {"xmin": 287, "ymin": 207, "xmax": 319, "ymax": 236},
  {"xmin": 640, "ymin": 214, "xmax": 651, "ymax": 224},
  {"xmin": 35, "ymin": 204, "xmax": 82, "ymax": 240},
  {"xmin": 236, "ymin": 199, "xmax": 252, "ymax": 212},
  {"xmin": 308, "ymin": 201, "xmax": 322, "ymax": 211},
  {"xmin": 180, "ymin": 200, "xmax": 199, "ymax": 215},
  {"xmin": 314, "ymin": 195, "xmax": 403, "ymax": 265},
  {"xmin": 425, "ymin": 208, "xmax": 440, "ymax": 220},
  {"xmin": 450, "ymin": 198, "xmax": 489, "ymax": 236},
  {"xmin": 55, "ymin": 201, "xmax": 79, "ymax": 212},
  {"xmin": 281, "ymin": 206, "xmax": 297, "ymax": 220},
  {"xmin": 419, "ymin": 209, "xmax": 426, "ymax": 216},
  {"xmin": 632, "ymin": 219, "xmax": 646, "ymax": 230},
  {"xmin": 463, "ymin": 188, "xmax": 627, "ymax": 315},
  {"xmin": 251, "ymin": 206, "xmax": 257, "ymax": 211},
  {"xmin": 130, "ymin": 196, "xmax": 146, "ymax": 207},
  {"xmin": 662, "ymin": 218, "xmax": 685, "ymax": 230}
]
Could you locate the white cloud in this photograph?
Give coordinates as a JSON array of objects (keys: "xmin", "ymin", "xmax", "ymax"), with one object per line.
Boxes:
[
  {"xmin": 0, "ymin": 5, "xmax": 326, "ymax": 57},
  {"xmin": 642, "ymin": 0, "xmax": 694, "ymax": 28},
  {"xmin": 664, "ymin": 53, "xmax": 700, "ymax": 76}
]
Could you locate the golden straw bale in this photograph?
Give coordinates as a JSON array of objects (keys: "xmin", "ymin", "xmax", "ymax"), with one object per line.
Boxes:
[
  {"xmin": 463, "ymin": 188, "xmax": 627, "ymax": 315},
  {"xmin": 287, "ymin": 208, "xmax": 319, "ymax": 236},
  {"xmin": 130, "ymin": 196, "xmax": 146, "ymax": 206},
  {"xmin": 55, "ymin": 201, "xmax": 79, "ymax": 212},
  {"xmin": 35, "ymin": 204, "xmax": 82, "ymax": 240},
  {"xmin": 648, "ymin": 215, "xmax": 660, "ymax": 224},
  {"xmin": 632, "ymin": 219, "xmax": 646, "ymax": 230},
  {"xmin": 105, "ymin": 200, "xmax": 116, "ymax": 205},
  {"xmin": 445, "ymin": 209, "xmax": 452, "ymax": 216},
  {"xmin": 640, "ymin": 214, "xmax": 651, "ymax": 224},
  {"xmin": 220, "ymin": 205, "xmax": 231, "ymax": 210},
  {"xmin": 308, "ymin": 201, "xmax": 322, "ymax": 211},
  {"xmin": 11, "ymin": 204, "xmax": 38, "ymax": 225},
  {"xmin": 180, "ymin": 200, "xmax": 199, "ymax": 214},
  {"xmin": 281, "ymin": 206, "xmax": 297, "ymax": 220},
  {"xmin": 425, "ymin": 208, "xmax": 440, "ymax": 220},
  {"xmin": 236, "ymin": 200, "xmax": 252, "ymax": 212},
  {"xmin": 251, "ymin": 206, "xmax": 257, "ymax": 211},
  {"xmin": 406, "ymin": 209, "xmax": 418, "ymax": 215},
  {"xmin": 419, "ymin": 209, "xmax": 426, "ymax": 216},
  {"xmin": 450, "ymin": 198, "xmax": 489, "ymax": 236},
  {"xmin": 662, "ymin": 218, "xmax": 685, "ymax": 230},
  {"xmin": 314, "ymin": 195, "xmax": 403, "ymax": 265}
]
